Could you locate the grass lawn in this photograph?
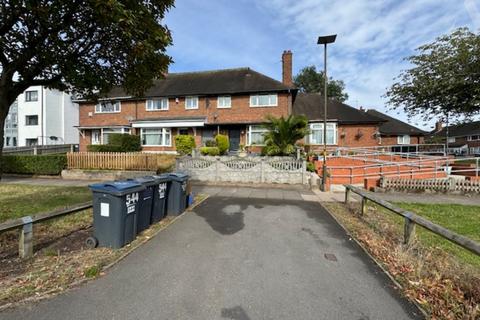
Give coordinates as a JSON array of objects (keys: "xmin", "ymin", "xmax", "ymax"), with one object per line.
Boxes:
[
  {"xmin": 393, "ymin": 202, "xmax": 480, "ymax": 267},
  {"xmin": 0, "ymin": 184, "xmax": 91, "ymax": 223}
]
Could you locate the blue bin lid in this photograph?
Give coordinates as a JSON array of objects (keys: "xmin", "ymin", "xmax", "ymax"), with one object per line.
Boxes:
[
  {"xmin": 149, "ymin": 174, "xmax": 171, "ymax": 183},
  {"xmin": 128, "ymin": 176, "xmax": 157, "ymax": 187},
  {"xmin": 168, "ymin": 172, "xmax": 189, "ymax": 182},
  {"xmin": 89, "ymin": 180, "xmax": 145, "ymax": 195}
]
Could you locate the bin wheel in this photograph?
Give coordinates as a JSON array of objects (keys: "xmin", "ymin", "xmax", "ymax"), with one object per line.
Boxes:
[{"xmin": 85, "ymin": 237, "xmax": 98, "ymax": 249}]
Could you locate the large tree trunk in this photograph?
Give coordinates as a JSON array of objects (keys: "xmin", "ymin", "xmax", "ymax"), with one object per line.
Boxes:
[{"xmin": 0, "ymin": 92, "xmax": 13, "ymax": 180}]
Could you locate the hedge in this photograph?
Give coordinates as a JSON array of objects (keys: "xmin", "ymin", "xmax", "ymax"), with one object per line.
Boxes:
[
  {"xmin": 175, "ymin": 135, "xmax": 196, "ymax": 156},
  {"xmin": 108, "ymin": 133, "xmax": 141, "ymax": 152},
  {"xmin": 1, "ymin": 154, "xmax": 67, "ymax": 175},
  {"xmin": 215, "ymin": 134, "xmax": 229, "ymax": 155},
  {"xmin": 87, "ymin": 144, "xmax": 123, "ymax": 152},
  {"xmin": 200, "ymin": 146, "xmax": 220, "ymax": 156}
]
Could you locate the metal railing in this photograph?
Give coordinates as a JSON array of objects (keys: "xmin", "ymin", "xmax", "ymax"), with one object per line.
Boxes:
[
  {"xmin": 344, "ymin": 185, "xmax": 480, "ymax": 256},
  {"xmin": 0, "ymin": 202, "xmax": 92, "ymax": 259}
]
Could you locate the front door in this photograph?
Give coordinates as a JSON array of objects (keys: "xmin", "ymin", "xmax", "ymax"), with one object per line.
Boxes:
[{"xmin": 229, "ymin": 129, "xmax": 241, "ymax": 151}]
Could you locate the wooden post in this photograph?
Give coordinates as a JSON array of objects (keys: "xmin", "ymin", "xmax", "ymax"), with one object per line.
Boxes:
[
  {"xmin": 345, "ymin": 187, "xmax": 350, "ymax": 204},
  {"xmin": 19, "ymin": 216, "xmax": 33, "ymax": 259},
  {"xmin": 361, "ymin": 197, "xmax": 367, "ymax": 215},
  {"xmin": 403, "ymin": 217, "xmax": 416, "ymax": 245}
]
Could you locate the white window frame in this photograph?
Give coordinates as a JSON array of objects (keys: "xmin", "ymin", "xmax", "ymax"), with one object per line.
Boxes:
[
  {"xmin": 95, "ymin": 101, "xmax": 121, "ymax": 113},
  {"xmin": 397, "ymin": 135, "xmax": 411, "ymax": 145},
  {"xmin": 249, "ymin": 94, "xmax": 278, "ymax": 107},
  {"xmin": 447, "ymin": 137, "xmax": 456, "ymax": 143},
  {"xmin": 141, "ymin": 128, "xmax": 172, "ymax": 147},
  {"xmin": 217, "ymin": 96, "xmax": 232, "ymax": 108},
  {"xmin": 308, "ymin": 123, "xmax": 337, "ymax": 145},
  {"xmin": 101, "ymin": 127, "xmax": 130, "ymax": 144},
  {"xmin": 91, "ymin": 130, "xmax": 101, "ymax": 145},
  {"xmin": 467, "ymin": 135, "xmax": 480, "ymax": 141},
  {"xmin": 146, "ymin": 98, "xmax": 169, "ymax": 111},
  {"xmin": 25, "ymin": 115, "xmax": 38, "ymax": 126},
  {"xmin": 185, "ymin": 96, "xmax": 199, "ymax": 110},
  {"xmin": 247, "ymin": 125, "xmax": 268, "ymax": 146}
]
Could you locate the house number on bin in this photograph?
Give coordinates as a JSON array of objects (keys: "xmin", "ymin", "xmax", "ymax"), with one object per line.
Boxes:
[
  {"xmin": 158, "ymin": 183, "xmax": 167, "ymax": 199},
  {"xmin": 126, "ymin": 192, "xmax": 139, "ymax": 213},
  {"xmin": 181, "ymin": 182, "xmax": 186, "ymax": 192}
]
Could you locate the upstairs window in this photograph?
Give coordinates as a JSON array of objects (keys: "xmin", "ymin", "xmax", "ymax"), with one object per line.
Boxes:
[
  {"xmin": 25, "ymin": 115, "xmax": 38, "ymax": 126},
  {"xmin": 185, "ymin": 96, "xmax": 199, "ymax": 110},
  {"xmin": 467, "ymin": 135, "xmax": 480, "ymax": 141},
  {"xmin": 146, "ymin": 98, "xmax": 169, "ymax": 111},
  {"xmin": 447, "ymin": 137, "xmax": 456, "ymax": 143},
  {"xmin": 397, "ymin": 135, "xmax": 411, "ymax": 145},
  {"xmin": 25, "ymin": 90, "xmax": 38, "ymax": 102},
  {"xmin": 217, "ymin": 96, "xmax": 231, "ymax": 108},
  {"xmin": 250, "ymin": 94, "xmax": 277, "ymax": 107},
  {"xmin": 95, "ymin": 101, "xmax": 121, "ymax": 113}
]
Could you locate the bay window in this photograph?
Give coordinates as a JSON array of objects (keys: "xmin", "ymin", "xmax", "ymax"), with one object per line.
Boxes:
[
  {"xmin": 141, "ymin": 128, "xmax": 171, "ymax": 146},
  {"xmin": 309, "ymin": 123, "xmax": 337, "ymax": 145},
  {"xmin": 102, "ymin": 128, "xmax": 129, "ymax": 144},
  {"xmin": 247, "ymin": 125, "xmax": 268, "ymax": 145}
]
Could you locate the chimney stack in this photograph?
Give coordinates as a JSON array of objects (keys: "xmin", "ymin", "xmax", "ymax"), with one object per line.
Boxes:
[
  {"xmin": 282, "ymin": 50, "xmax": 293, "ymax": 87},
  {"xmin": 435, "ymin": 121, "xmax": 443, "ymax": 132}
]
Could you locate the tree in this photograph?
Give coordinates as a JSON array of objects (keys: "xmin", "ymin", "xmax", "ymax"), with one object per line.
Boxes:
[
  {"xmin": 385, "ymin": 27, "xmax": 480, "ymax": 122},
  {"xmin": 293, "ymin": 66, "xmax": 348, "ymax": 102},
  {"xmin": 262, "ymin": 115, "xmax": 309, "ymax": 156},
  {"xmin": 0, "ymin": 0, "xmax": 174, "ymax": 172}
]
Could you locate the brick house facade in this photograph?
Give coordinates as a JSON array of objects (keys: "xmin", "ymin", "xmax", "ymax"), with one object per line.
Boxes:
[
  {"xmin": 77, "ymin": 51, "xmax": 426, "ymax": 153},
  {"xmin": 432, "ymin": 120, "xmax": 480, "ymax": 155}
]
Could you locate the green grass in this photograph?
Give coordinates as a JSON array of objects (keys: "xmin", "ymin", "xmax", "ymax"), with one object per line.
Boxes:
[
  {"xmin": 391, "ymin": 202, "xmax": 480, "ymax": 267},
  {"xmin": 0, "ymin": 184, "xmax": 91, "ymax": 223}
]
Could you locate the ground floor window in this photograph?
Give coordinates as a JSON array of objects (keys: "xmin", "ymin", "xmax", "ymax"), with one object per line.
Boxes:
[
  {"xmin": 309, "ymin": 123, "xmax": 337, "ymax": 145},
  {"xmin": 247, "ymin": 125, "xmax": 268, "ymax": 145},
  {"xmin": 470, "ymin": 147, "xmax": 480, "ymax": 155},
  {"xmin": 397, "ymin": 135, "xmax": 411, "ymax": 145},
  {"xmin": 26, "ymin": 138, "xmax": 38, "ymax": 146},
  {"xmin": 90, "ymin": 128, "xmax": 130, "ymax": 145},
  {"xmin": 141, "ymin": 128, "xmax": 171, "ymax": 146}
]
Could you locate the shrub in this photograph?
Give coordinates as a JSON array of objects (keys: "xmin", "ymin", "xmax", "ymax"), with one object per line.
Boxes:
[
  {"xmin": 215, "ymin": 134, "xmax": 229, "ymax": 155},
  {"xmin": 108, "ymin": 133, "xmax": 141, "ymax": 152},
  {"xmin": 200, "ymin": 146, "xmax": 220, "ymax": 156},
  {"xmin": 307, "ymin": 162, "xmax": 316, "ymax": 172},
  {"xmin": 87, "ymin": 145, "xmax": 123, "ymax": 152},
  {"xmin": 1, "ymin": 154, "xmax": 67, "ymax": 175},
  {"xmin": 175, "ymin": 135, "xmax": 196, "ymax": 156},
  {"xmin": 204, "ymin": 139, "xmax": 216, "ymax": 147}
]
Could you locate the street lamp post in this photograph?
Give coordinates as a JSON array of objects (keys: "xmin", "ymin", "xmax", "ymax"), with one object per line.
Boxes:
[{"xmin": 317, "ymin": 34, "xmax": 336, "ymax": 191}]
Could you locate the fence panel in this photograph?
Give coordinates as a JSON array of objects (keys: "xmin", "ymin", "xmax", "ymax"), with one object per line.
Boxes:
[
  {"xmin": 67, "ymin": 152, "xmax": 171, "ymax": 171},
  {"xmin": 176, "ymin": 156, "xmax": 307, "ymax": 185}
]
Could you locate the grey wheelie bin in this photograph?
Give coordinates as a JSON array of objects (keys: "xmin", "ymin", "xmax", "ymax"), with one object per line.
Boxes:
[
  {"xmin": 167, "ymin": 172, "xmax": 189, "ymax": 216},
  {"xmin": 87, "ymin": 181, "xmax": 145, "ymax": 249},
  {"xmin": 148, "ymin": 174, "xmax": 171, "ymax": 223},
  {"xmin": 127, "ymin": 176, "xmax": 156, "ymax": 233}
]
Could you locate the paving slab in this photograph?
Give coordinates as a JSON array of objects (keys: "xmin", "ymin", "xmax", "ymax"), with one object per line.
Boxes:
[{"xmin": 1, "ymin": 197, "xmax": 422, "ymax": 320}]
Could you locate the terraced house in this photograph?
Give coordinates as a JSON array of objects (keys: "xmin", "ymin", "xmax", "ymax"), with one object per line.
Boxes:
[{"xmin": 76, "ymin": 51, "xmax": 426, "ymax": 153}]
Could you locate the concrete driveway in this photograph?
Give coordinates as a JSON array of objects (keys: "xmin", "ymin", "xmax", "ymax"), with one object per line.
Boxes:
[{"xmin": 1, "ymin": 197, "xmax": 422, "ymax": 320}]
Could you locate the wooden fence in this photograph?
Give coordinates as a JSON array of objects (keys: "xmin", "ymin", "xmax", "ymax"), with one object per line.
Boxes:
[
  {"xmin": 380, "ymin": 177, "xmax": 480, "ymax": 193},
  {"xmin": 0, "ymin": 202, "xmax": 93, "ymax": 259},
  {"xmin": 344, "ymin": 185, "xmax": 480, "ymax": 256},
  {"xmin": 67, "ymin": 152, "xmax": 173, "ymax": 171}
]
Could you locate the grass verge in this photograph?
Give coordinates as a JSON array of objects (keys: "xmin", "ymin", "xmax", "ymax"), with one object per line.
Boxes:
[
  {"xmin": 0, "ymin": 193, "xmax": 208, "ymax": 309},
  {"xmin": 324, "ymin": 201, "xmax": 480, "ymax": 319}
]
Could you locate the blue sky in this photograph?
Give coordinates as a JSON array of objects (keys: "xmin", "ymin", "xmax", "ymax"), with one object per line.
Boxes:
[{"xmin": 164, "ymin": 0, "xmax": 479, "ymax": 130}]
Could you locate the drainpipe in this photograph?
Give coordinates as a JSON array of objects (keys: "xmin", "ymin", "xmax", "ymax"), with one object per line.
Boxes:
[{"xmin": 41, "ymin": 86, "xmax": 44, "ymax": 145}]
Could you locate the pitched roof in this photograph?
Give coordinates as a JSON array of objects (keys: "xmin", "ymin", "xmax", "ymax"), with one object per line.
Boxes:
[
  {"xmin": 366, "ymin": 109, "xmax": 427, "ymax": 136},
  {"xmin": 102, "ymin": 68, "xmax": 294, "ymax": 99},
  {"xmin": 434, "ymin": 120, "xmax": 480, "ymax": 137},
  {"xmin": 292, "ymin": 93, "xmax": 384, "ymax": 124}
]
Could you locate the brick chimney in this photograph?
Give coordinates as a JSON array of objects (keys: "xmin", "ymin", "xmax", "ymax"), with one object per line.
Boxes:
[
  {"xmin": 435, "ymin": 121, "xmax": 443, "ymax": 132},
  {"xmin": 282, "ymin": 50, "xmax": 293, "ymax": 87}
]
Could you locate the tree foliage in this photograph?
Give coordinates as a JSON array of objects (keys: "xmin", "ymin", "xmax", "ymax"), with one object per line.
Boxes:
[
  {"xmin": 385, "ymin": 27, "xmax": 480, "ymax": 121},
  {"xmin": 262, "ymin": 115, "xmax": 310, "ymax": 156},
  {"xmin": 0, "ymin": 0, "xmax": 174, "ymax": 170},
  {"xmin": 293, "ymin": 66, "xmax": 349, "ymax": 102}
]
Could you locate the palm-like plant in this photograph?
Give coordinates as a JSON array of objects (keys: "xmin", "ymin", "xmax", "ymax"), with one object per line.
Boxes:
[{"xmin": 262, "ymin": 115, "xmax": 310, "ymax": 156}]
